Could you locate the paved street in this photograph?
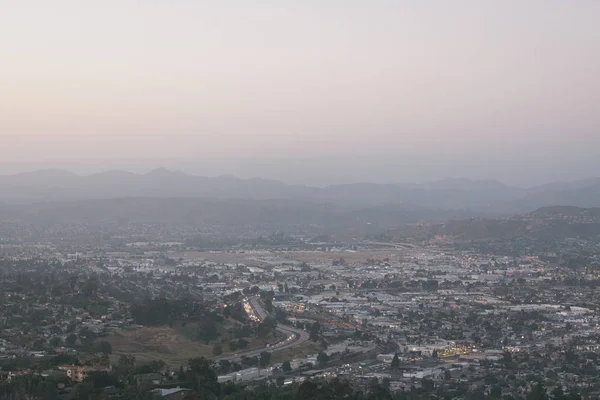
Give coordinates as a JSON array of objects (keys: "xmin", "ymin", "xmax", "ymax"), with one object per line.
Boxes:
[{"xmin": 214, "ymin": 297, "xmax": 310, "ymax": 362}]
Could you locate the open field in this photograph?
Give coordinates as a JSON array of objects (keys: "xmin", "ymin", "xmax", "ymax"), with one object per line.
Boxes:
[
  {"xmin": 170, "ymin": 249, "xmax": 408, "ymax": 266},
  {"xmin": 106, "ymin": 326, "xmax": 285, "ymax": 368},
  {"xmin": 107, "ymin": 327, "xmax": 213, "ymax": 367},
  {"xmin": 286, "ymin": 250, "xmax": 402, "ymax": 264}
]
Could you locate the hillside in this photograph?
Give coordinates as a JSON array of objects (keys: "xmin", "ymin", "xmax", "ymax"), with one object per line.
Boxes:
[{"xmin": 391, "ymin": 206, "xmax": 600, "ymax": 244}]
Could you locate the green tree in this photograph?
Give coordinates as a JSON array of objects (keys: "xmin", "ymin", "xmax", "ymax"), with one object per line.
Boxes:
[
  {"xmin": 117, "ymin": 354, "xmax": 136, "ymax": 378},
  {"xmin": 529, "ymin": 383, "xmax": 549, "ymax": 400},
  {"xmin": 97, "ymin": 341, "xmax": 112, "ymax": 354},
  {"xmin": 228, "ymin": 341, "xmax": 238, "ymax": 352},
  {"xmin": 217, "ymin": 360, "xmax": 231, "ymax": 374},
  {"xmin": 65, "ymin": 333, "xmax": 77, "ymax": 346},
  {"xmin": 187, "ymin": 357, "xmax": 218, "ymax": 395},
  {"xmin": 259, "ymin": 351, "xmax": 271, "ymax": 367},
  {"xmin": 551, "ymin": 386, "xmax": 565, "ymax": 400},
  {"xmin": 177, "ymin": 366, "xmax": 186, "ymax": 381},
  {"xmin": 490, "ymin": 385, "xmax": 502, "ymax": 399},
  {"xmin": 148, "ymin": 360, "xmax": 166, "ymax": 373},
  {"xmin": 421, "ymin": 377, "xmax": 434, "ymax": 392},
  {"xmin": 391, "ymin": 353, "xmax": 400, "ymax": 370},
  {"xmin": 78, "ymin": 327, "xmax": 97, "ymax": 344},
  {"xmin": 382, "ymin": 377, "xmax": 390, "ymax": 390},
  {"xmin": 309, "ymin": 322, "xmax": 321, "ymax": 342},
  {"xmin": 443, "ymin": 369, "xmax": 451, "ymax": 380},
  {"xmin": 503, "ymin": 350, "xmax": 513, "ymax": 365},
  {"xmin": 86, "ymin": 371, "xmax": 120, "ymax": 389},
  {"xmin": 317, "ymin": 351, "xmax": 330, "ymax": 367},
  {"xmin": 75, "ymin": 382, "xmax": 94, "ymax": 400},
  {"xmin": 567, "ymin": 389, "xmax": 582, "ymax": 400},
  {"xmin": 282, "ymin": 360, "xmax": 292, "ymax": 373},
  {"xmin": 368, "ymin": 377, "xmax": 391, "ymax": 400},
  {"xmin": 49, "ymin": 336, "xmax": 62, "ymax": 348},
  {"xmin": 198, "ymin": 320, "xmax": 219, "ymax": 345}
]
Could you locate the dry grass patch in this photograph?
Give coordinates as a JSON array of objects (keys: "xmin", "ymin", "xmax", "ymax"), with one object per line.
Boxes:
[
  {"xmin": 106, "ymin": 326, "xmax": 286, "ymax": 368},
  {"xmin": 107, "ymin": 327, "xmax": 213, "ymax": 367}
]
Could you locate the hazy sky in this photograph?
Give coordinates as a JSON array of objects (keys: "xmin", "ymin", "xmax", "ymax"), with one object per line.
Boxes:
[{"xmin": 2, "ymin": 1, "xmax": 599, "ymax": 185}]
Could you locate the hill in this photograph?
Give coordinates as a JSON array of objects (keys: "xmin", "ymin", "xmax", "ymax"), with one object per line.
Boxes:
[
  {"xmin": 391, "ymin": 206, "xmax": 600, "ymax": 244},
  {"xmin": 2, "ymin": 169, "xmax": 600, "ymax": 214}
]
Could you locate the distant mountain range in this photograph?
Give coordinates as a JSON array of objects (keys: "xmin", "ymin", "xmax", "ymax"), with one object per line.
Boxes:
[{"xmin": 2, "ymin": 169, "xmax": 600, "ymax": 215}]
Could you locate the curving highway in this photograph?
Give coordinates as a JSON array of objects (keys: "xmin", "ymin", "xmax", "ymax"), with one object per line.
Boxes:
[{"xmin": 214, "ymin": 297, "xmax": 310, "ymax": 362}]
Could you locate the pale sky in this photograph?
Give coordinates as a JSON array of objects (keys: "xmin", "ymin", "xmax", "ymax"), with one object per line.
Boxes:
[{"xmin": 1, "ymin": 1, "xmax": 599, "ymax": 185}]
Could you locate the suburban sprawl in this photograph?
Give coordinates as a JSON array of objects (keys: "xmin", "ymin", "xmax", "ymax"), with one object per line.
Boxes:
[{"xmin": 1, "ymin": 203, "xmax": 600, "ymax": 400}]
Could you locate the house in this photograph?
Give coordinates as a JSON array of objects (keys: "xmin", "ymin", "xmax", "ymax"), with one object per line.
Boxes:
[
  {"xmin": 58, "ymin": 365, "xmax": 110, "ymax": 382},
  {"xmin": 39, "ymin": 370, "xmax": 68, "ymax": 379},
  {"xmin": 103, "ymin": 385, "xmax": 124, "ymax": 398},
  {"xmin": 134, "ymin": 372, "xmax": 164, "ymax": 387},
  {"xmin": 8, "ymin": 370, "xmax": 33, "ymax": 382},
  {"xmin": 150, "ymin": 388, "xmax": 193, "ymax": 400}
]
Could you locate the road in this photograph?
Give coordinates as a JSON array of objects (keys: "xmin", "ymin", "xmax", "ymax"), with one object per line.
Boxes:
[{"xmin": 214, "ymin": 297, "xmax": 310, "ymax": 362}]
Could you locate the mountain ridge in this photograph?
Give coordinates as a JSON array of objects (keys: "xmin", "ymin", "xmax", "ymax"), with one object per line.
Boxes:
[{"xmin": 1, "ymin": 168, "xmax": 600, "ymax": 214}]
